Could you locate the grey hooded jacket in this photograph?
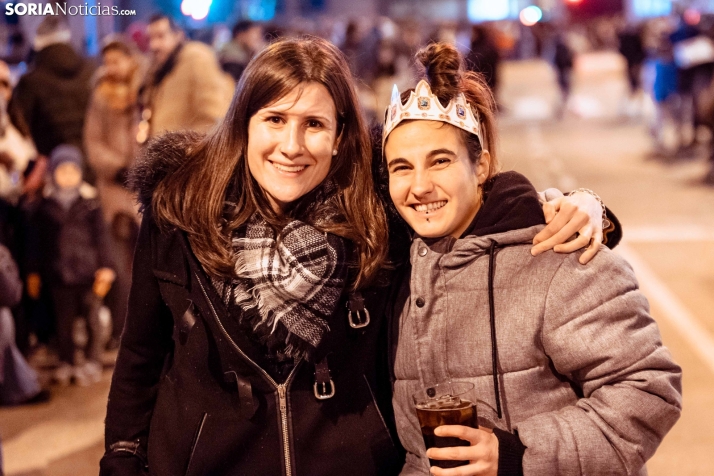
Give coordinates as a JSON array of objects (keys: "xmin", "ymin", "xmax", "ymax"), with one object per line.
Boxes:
[{"xmin": 392, "ymin": 172, "xmax": 682, "ymax": 476}]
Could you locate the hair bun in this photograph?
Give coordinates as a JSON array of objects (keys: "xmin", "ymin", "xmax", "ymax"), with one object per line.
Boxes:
[{"xmin": 415, "ymin": 43, "xmax": 464, "ymax": 105}]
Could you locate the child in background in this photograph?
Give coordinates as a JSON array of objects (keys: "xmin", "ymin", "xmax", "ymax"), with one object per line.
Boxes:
[{"xmin": 26, "ymin": 145, "xmax": 115, "ymax": 386}]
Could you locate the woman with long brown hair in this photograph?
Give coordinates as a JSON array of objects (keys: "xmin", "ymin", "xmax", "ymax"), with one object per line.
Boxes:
[
  {"xmin": 100, "ymin": 35, "xmax": 402, "ymax": 476},
  {"xmin": 99, "ymin": 36, "xmax": 610, "ymax": 476}
]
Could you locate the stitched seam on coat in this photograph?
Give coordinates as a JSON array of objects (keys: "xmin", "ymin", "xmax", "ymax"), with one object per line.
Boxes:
[
  {"xmin": 561, "ymin": 414, "xmax": 585, "ymax": 475},
  {"xmin": 540, "ymin": 256, "xmax": 569, "ymax": 375},
  {"xmin": 439, "ymin": 257, "xmax": 452, "ymax": 381}
]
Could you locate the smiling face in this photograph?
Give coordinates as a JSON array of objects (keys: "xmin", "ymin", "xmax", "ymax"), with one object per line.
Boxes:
[
  {"xmin": 246, "ymin": 82, "xmax": 340, "ymax": 213},
  {"xmin": 385, "ymin": 120, "xmax": 490, "ymax": 239}
]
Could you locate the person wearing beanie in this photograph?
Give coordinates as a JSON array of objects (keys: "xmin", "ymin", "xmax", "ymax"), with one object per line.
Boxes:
[
  {"xmin": 26, "ymin": 144, "xmax": 115, "ymax": 386},
  {"xmin": 10, "ymin": 17, "xmax": 94, "ymax": 160}
]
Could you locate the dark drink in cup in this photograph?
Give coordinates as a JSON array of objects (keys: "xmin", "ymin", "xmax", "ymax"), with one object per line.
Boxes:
[{"xmin": 413, "ymin": 382, "xmax": 477, "ymax": 469}]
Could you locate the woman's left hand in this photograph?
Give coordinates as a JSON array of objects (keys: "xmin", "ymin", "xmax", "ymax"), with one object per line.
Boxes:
[
  {"xmin": 531, "ymin": 191, "xmax": 604, "ymax": 265},
  {"xmin": 426, "ymin": 425, "xmax": 498, "ymax": 476}
]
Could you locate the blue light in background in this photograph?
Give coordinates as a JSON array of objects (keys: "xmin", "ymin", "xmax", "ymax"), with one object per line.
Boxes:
[
  {"xmin": 632, "ymin": 0, "xmax": 672, "ymax": 18},
  {"xmin": 84, "ymin": 0, "xmax": 99, "ymax": 56},
  {"xmin": 242, "ymin": 0, "xmax": 277, "ymax": 21},
  {"xmin": 468, "ymin": 0, "xmax": 511, "ymax": 22}
]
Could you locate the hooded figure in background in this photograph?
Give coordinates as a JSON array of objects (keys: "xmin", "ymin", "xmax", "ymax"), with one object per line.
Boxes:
[{"xmin": 10, "ymin": 17, "xmax": 94, "ymax": 161}]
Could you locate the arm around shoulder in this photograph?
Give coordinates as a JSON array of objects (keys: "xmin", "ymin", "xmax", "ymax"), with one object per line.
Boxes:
[{"xmin": 516, "ymin": 249, "xmax": 682, "ymax": 475}]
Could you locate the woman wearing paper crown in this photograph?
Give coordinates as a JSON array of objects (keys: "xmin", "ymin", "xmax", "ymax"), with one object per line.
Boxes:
[
  {"xmin": 383, "ymin": 43, "xmax": 682, "ymax": 476},
  {"xmin": 101, "ymin": 36, "xmax": 615, "ymax": 476}
]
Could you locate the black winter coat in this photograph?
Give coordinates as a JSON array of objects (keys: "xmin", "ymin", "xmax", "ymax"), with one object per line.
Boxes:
[
  {"xmin": 100, "ymin": 136, "xmax": 405, "ymax": 476},
  {"xmin": 28, "ymin": 194, "xmax": 114, "ymax": 286},
  {"xmin": 11, "ymin": 43, "xmax": 94, "ymax": 157}
]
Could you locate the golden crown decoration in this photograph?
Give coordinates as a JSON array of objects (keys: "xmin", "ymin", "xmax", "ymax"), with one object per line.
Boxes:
[{"xmin": 382, "ymin": 79, "xmax": 485, "ymax": 149}]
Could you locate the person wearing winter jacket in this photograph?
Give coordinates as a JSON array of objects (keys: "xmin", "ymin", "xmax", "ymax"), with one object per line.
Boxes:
[
  {"xmin": 26, "ymin": 145, "xmax": 115, "ymax": 386},
  {"xmin": 85, "ymin": 36, "xmax": 144, "ymax": 225},
  {"xmin": 9, "ymin": 17, "xmax": 94, "ymax": 159},
  {"xmin": 84, "ymin": 36, "xmax": 144, "ymax": 345},
  {"xmin": 383, "ymin": 43, "xmax": 682, "ymax": 476},
  {"xmin": 137, "ymin": 14, "xmax": 233, "ymax": 143},
  {"xmin": 99, "ymin": 37, "xmax": 607, "ymax": 476}
]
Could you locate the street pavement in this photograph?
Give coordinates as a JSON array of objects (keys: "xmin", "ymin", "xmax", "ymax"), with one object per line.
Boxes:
[
  {"xmin": 1, "ymin": 53, "xmax": 714, "ymax": 475},
  {"xmin": 500, "ymin": 53, "xmax": 714, "ymax": 476}
]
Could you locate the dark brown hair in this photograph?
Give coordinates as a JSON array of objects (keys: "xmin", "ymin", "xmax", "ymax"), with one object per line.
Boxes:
[
  {"xmin": 393, "ymin": 42, "xmax": 499, "ymax": 177},
  {"xmin": 152, "ymin": 36, "xmax": 388, "ymax": 289},
  {"xmin": 148, "ymin": 13, "xmax": 181, "ymax": 32},
  {"xmin": 101, "ymin": 36, "xmax": 135, "ymax": 57}
]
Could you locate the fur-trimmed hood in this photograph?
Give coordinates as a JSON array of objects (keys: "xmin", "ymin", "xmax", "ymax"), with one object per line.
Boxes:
[{"xmin": 128, "ymin": 131, "xmax": 204, "ymax": 212}]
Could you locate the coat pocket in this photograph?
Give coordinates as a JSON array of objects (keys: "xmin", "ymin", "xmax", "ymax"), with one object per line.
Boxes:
[
  {"xmin": 362, "ymin": 374, "xmax": 399, "ymax": 451},
  {"xmin": 184, "ymin": 412, "xmax": 208, "ymax": 476}
]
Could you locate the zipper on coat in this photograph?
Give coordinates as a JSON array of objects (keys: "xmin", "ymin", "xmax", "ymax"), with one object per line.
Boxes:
[
  {"xmin": 277, "ymin": 374, "xmax": 297, "ymax": 476},
  {"xmin": 196, "ymin": 274, "xmax": 301, "ymax": 476}
]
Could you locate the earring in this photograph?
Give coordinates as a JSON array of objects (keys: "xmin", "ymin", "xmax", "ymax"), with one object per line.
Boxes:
[{"xmin": 332, "ymin": 149, "xmax": 338, "ymax": 156}]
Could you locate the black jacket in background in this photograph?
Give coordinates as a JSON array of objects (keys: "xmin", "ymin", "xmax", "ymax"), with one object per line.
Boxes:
[
  {"xmin": 100, "ymin": 133, "xmax": 405, "ymax": 476},
  {"xmin": 27, "ymin": 195, "xmax": 114, "ymax": 286},
  {"xmin": 467, "ymin": 37, "xmax": 500, "ymax": 92},
  {"xmin": 11, "ymin": 43, "xmax": 94, "ymax": 157}
]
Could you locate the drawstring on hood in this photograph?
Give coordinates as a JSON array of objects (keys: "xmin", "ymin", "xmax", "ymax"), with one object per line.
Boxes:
[
  {"xmin": 487, "ymin": 239, "xmax": 502, "ymax": 419},
  {"xmin": 464, "ymin": 171, "xmax": 546, "ymax": 420},
  {"xmin": 404, "ymin": 172, "xmax": 546, "ymax": 420}
]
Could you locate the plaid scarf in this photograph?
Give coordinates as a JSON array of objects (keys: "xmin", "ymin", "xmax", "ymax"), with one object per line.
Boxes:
[{"xmin": 213, "ymin": 185, "xmax": 348, "ymax": 362}]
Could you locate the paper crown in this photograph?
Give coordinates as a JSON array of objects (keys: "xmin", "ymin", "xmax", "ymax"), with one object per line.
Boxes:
[{"xmin": 382, "ymin": 79, "xmax": 484, "ymax": 148}]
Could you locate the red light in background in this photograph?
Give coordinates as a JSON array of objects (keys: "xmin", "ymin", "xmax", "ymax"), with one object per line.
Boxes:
[
  {"xmin": 566, "ymin": 0, "xmax": 583, "ymax": 4},
  {"xmin": 684, "ymin": 8, "xmax": 701, "ymax": 26}
]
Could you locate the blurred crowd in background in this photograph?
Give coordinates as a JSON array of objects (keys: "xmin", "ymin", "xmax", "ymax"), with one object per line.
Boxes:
[{"xmin": 1, "ymin": 3, "xmax": 714, "ymax": 411}]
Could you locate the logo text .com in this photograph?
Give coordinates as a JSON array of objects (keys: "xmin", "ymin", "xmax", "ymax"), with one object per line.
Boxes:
[{"xmin": 5, "ymin": 3, "xmax": 137, "ymax": 15}]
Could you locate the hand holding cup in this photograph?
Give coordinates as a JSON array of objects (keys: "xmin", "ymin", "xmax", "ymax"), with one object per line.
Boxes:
[{"xmin": 426, "ymin": 425, "xmax": 498, "ymax": 476}]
